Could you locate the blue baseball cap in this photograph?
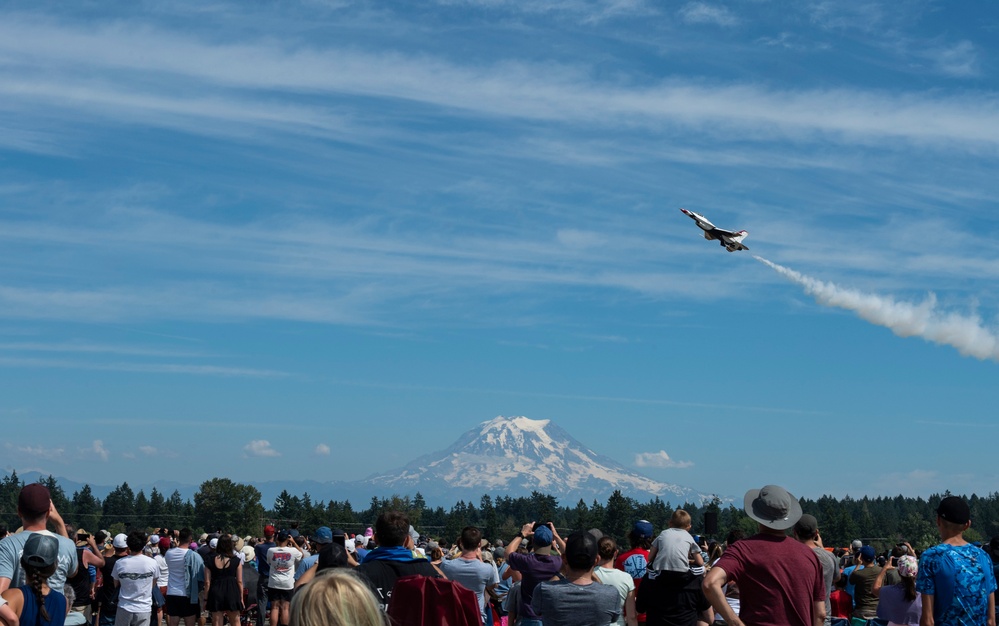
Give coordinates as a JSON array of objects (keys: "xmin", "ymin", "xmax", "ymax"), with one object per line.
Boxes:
[
  {"xmin": 313, "ymin": 526, "xmax": 333, "ymax": 545},
  {"xmin": 533, "ymin": 525, "xmax": 553, "ymax": 547}
]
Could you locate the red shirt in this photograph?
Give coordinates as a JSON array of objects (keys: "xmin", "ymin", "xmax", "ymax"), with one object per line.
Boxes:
[
  {"xmin": 615, "ymin": 547, "xmax": 650, "ymax": 623},
  {"xmin": 714, "ymin": 534, "xmax": 825, "ymax": 626},
  {"xmin": 829, "ymin": 589, "xmax": 852, "ymax": 619}
]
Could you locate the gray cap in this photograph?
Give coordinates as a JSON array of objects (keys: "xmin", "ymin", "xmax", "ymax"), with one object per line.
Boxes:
[
  {"xmin": 22, "ymin": 533, "xmax": 59, "ymax": 569},
  {"xmin": 744, "ymin": 484, "xmax": 802, "ymax": 531}
]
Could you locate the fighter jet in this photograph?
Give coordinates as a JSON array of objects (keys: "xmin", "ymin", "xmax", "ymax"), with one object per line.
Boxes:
[{"xmin": 680, "ymin": 208, "xmax": 749, "ymax": 252}]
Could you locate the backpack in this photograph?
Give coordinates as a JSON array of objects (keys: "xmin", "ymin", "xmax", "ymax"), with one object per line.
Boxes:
[{"xmin": 387, "ymin": 575, "xmax": 483, "ymax": 626}]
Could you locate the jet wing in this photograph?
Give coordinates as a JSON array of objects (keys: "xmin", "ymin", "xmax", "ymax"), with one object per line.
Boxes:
[{"xmin": 713, "ymin": 228, "xmax": 742, "ymax": 238}]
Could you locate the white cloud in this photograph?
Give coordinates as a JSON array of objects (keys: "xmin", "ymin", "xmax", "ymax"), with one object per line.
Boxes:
[
  {"xmin": 634, "ymin": 450, "xmax": 693, "ymax": 468},
  {"xmin": 139, "ymin": 445, "xmax": 158, "ymax": 456},
  {"xmin": 244, "ymin": 440, "xmax": 280, "ymax": 457},
  {"xmin": 678, "ymin": 2, "xmax": 738, "ymax": 27},
  {"xmin": 315, "ymin": 443, "xmax": 331, "ymax": 456},
  {"xmin": 929, "ymin": 40, "xmax": 979, "ymax": 78},
  {"xmin": 90, "ymin": 440, "xmax": 110, "ymax": 461}
]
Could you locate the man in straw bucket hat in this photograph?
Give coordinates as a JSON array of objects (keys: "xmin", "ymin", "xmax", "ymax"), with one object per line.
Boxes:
[{"xmin": 703, "ymin": 485, "xmax": 826, "ymax": 626}]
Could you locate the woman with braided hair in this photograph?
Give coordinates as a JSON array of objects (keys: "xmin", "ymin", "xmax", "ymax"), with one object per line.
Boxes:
[{"xmin": 0, "ymin": 533, "xmax": 67, "ymax": 626}]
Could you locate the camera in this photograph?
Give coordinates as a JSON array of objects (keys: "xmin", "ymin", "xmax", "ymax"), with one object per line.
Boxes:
[
  {"xmin": 890, "ymin": 557, "xmax": 898, "ymax": 566},
  {"xmin": 532, "ymin": 521, "xmax": 552, "ymax": 531},
  {"xmin": 77, "ymin": 533, "xmax": 89, "ymax": 540}
]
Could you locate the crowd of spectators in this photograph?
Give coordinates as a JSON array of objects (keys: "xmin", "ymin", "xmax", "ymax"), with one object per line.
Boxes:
[{"xmin": 1, "ymin": 482, "xmax": 997, "ymax": 626}]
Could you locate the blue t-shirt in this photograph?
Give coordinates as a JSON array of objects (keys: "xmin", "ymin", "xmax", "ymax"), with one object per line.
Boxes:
[
  {"xmin": 916, "ymin": 543, "xmax": 997, "ymax": 626},
  {"xmin": 254, "ymin": 541, "xmax": 275, "ymax": 577}
]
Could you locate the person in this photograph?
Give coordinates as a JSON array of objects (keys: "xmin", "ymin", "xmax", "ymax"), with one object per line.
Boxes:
[
  {"xmin": 294, "ymin": 528, "xmax": 355, "ymax": 588},
  {"xmin": 153, "ymin": 536, "xmax": 172, "ymax": 626},
  {"xmin": 594, "ymin": 537, "xmax": 637, "ymax": 626},
  {"xmin": 792, "ymin": 515, "xmax": 839, "ymax": 626},
  {"xmin": 64, "ymin": 527, "xmax": 104, "ymax": 626},
  {"xmin": 505, "ymin": 522, "xmax": 564, "ymax": 626},
  {"xmin": 289, "ymin": 570, "xmax": 387, "ymax": 626},
  {"xmin": 95, "ymin": 534, "xmax": 129, "ymax": 626},
  {"xmin": 164, "ymin": 529, "xmax": 204, "ymax": 626},
  {"xmin": 703, "ymin": 484, "xmax": 825, "ymax": 626},
  {"xmin": 531, "ymin": 530, "xmax": 620, "ymax": 626},
  {"xmin": 253, "ymin": 525, "xmax": 276, "ymax": 626},
  {"xmin": 916, "ymin": 496, "xmax": 996, "ymax": 626},
  {"xmin": 439, "ymin": 527, "xmax": 499, "ymax": 626},
  {"xmin": 0, "ymin": 484, "xmax": 78, "ymax": 596},
  {"xmin": 648, "ymin": 511, "xmax": 703, "ymax": 573},
  {"xmin": 828, "ymin": 575, "xmax": 852, "ymax": 621},
  {"xmin": 616, "ymin": 521, "xmax": 654, "ymax": 626},
  {"xmin": 266, "ymin": 531, "xmax": 304, "ymax": 626},
  {"xmin": 205, "ymin": 535, "xmax": 242, "ymax": 626},
  {"xmin": 849, "ymin": 545, "xmax": 882, "ymax": 621},
  {"xmin": 354, "ymin": 511, "xmax": 442, "ymax": 614},
  {"xmin": 874, "ymin": 555, "xmax": 921, "ymax": 626},
  {"xmin": 112, "ymin": 531, "xmax": 159, "ymax": 626},
  {"xmin": 636, "ymin": 562, "xmax": 709, "ymax": 626},
  {"xmin": 0, "ymin": 533, "xmax": 69, "ymax": 626}
]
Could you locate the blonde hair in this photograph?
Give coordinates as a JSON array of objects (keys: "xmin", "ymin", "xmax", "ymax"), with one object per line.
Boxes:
[
  {"xmin": 291, "ymin": 570, "xmax": 388, "ymax": 626},
  {"xmin": 669, "ymin": 509, "xmax": 692, "ymax": 529}
]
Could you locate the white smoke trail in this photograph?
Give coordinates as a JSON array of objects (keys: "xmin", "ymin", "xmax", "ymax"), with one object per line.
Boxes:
[{"xmin": 754, "ymin": 256, "xmax": 999, "ymax": 361}]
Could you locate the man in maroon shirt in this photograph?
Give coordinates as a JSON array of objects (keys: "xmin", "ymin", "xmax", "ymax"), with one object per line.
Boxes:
[{"xmin": 702, "ymin": 485, "xmax": 826, "ymax": 626}]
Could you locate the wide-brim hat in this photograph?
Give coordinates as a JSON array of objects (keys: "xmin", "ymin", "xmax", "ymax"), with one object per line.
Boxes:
[{"xmin": 744, "ymin": 484, "xmax": 802, "ymax": 530}]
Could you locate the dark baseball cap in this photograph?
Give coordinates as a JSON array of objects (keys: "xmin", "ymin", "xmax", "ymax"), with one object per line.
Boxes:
[
  {"xmin": 793, "ymin": 514, "xmax": 819, "ymax": 538},
  {"xmin": 564, "ymin": 530, "xmax": 598, "ymax": 570},
  {"xmin": 18, "ymin": 484, "xmax": 51, "ymax": 518},
  {"xmin": 937, "ymin": 496, "xmax": 970, "ymax": 525},
  {"xmin": 22, "ymin": 533, "xmax": 59, "ymax": 569}
]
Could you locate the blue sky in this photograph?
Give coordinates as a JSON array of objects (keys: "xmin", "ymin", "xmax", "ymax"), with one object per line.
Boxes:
[{"xmin": 2, "ymin": 0, "xmax": 999, "ymax": 503}]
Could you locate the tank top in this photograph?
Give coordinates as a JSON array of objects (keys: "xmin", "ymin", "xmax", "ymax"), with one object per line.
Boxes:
[
  {"xmin": 66, "ymin": 548, "xmax": 91, "ymax": 607},
  {"xmin": 17, "ymin": 584, "xmax": 67, "ymax": 626}
]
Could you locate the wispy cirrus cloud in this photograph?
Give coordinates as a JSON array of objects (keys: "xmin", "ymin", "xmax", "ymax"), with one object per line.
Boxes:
[
  {"xmin": 678, "ymin": 2, "xmax": 738, "ymax": 27},
  {"xmin": 315, "ymin": 444, "xmax": 331, "ymax": 456},
  {"xmin": 1, "ymin": 18, "xmax": 999, "ymax": 150}
]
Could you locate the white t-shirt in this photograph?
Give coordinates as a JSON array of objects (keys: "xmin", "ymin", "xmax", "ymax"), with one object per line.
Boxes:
[
  {"xmin": 650, "ymin": 528, "xmax": 698, "ymax": 572},
  {"xmin": 112, "ymin": 554, "xmax": 159, "ymax": 613},
  {"xmin": 266, "ymin": 547, "xmax": 302, "ymax": 590},
  {"xmin": 595, "ymin": 566, "xmax": 635, "ymax": 626},
  {"xmin": 154, "ymin": 554, "xmax": 169, "ymax": 585},
  {"xmin": 164, "ymin": 547, "xmax": 191, "ymax": 596}
]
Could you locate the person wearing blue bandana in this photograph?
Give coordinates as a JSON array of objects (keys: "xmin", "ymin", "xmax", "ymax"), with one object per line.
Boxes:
[{"xmin": 354, "ymin": 511, "xmax": 442, "ymax": 613}]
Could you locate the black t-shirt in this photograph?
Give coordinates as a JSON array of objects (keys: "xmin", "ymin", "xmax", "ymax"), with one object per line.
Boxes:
[
  {"xmin": 355, "ymin": 559, "xmax": 442, "ymax": 612},
  {"xmin": 97, "ymin": 554, "xmax": 122, "ymax": 607},
  {"xmin": 635, "ymin": 570, "xmax": 709, "ymax": 626}
]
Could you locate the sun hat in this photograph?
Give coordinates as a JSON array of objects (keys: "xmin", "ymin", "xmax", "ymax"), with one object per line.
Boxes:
[
  {"xmin": 897, "ymin": 554, "xmax": 918, "ymax": 578},
  {"xmin": 744, "ymin": 484, "xmax": 802, "ymax": 531}
]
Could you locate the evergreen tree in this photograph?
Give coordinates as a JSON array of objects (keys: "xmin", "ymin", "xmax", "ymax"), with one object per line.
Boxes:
[{"xmin": 70, "ymin": 485, "xmax": 102, "ymax": 532}]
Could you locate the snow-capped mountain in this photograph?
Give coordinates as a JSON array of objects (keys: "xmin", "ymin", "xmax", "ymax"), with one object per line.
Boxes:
[{"xmin": 357, "ymin": 415, "xmax": 711, "ymax": 505}]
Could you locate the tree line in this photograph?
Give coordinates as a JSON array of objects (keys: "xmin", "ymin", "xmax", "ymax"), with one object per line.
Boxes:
[{"xmin": 3, "ymin": 471, "xmax": 997, "ymax": 553}]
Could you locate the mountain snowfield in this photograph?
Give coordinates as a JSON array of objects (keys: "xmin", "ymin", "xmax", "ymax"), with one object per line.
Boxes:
[
  {"xmin": 360, "ymin": 415, "xmax": 711, "ymax": 505},
  {"xmin": 13, "ymin": 416, "xmax": 716, "ymax": 508}
]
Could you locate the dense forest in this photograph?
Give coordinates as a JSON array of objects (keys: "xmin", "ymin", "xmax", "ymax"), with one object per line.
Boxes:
[{"xmin": 3, "ymin": 472, "xmax": 997, "ymax": 553}]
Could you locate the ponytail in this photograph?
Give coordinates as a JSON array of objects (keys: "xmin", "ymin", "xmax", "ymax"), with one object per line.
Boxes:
[
  {"xmin": 902, "ymin": 575, "xmax": 917, "ymax": 602},
  {"xmin": 26, "ymin": 568, "xmax": 50, "ymax": 623}
]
